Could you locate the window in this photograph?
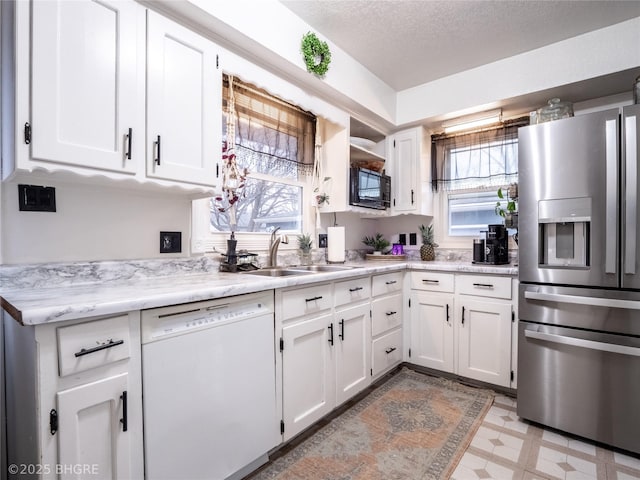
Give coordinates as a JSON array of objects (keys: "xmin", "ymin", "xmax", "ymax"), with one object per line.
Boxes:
[
  {"xmin": 210, "ymin": 75, "xmax": 316, "ymax": 234},
  {"xmin": 431, "ymin": 118, "xmax": 528, "ymax": 243}
]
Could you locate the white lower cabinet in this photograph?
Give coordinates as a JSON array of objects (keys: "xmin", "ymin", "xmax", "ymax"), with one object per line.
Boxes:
[
  {"xmin": 282, "ymin": 312, "xmax": 335, "ymax": 441},
  {"xmin": 279, "ymin": 277, "xmax": 373, "ymax": 441},
  {"xmin": 4, "ymin": 311, "xmax": 143, "ymax": 480},
  {"xmin": 335, "ymin": 302, "xmax": 371, "ymax": 405},
  {"xmin": 409, "ymin": 271, "xmax": 515, "ymax": 388},
  {"xmin": 409, "ymin": 291, "xmax": 454, "ymax": 372},
  {"xmin": 57, "ymin": 373, "xmax": 132, "ymax": 479},
  {"xmin": 371, "ymin": 272, "xmax": 404, "ymax": 378}
]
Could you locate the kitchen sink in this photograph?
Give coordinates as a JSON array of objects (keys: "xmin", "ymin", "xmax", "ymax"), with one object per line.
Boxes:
[
  {"xmin": 288, "ymin": 265, "xmax": 363, "ymax": 272},
  {"xmin": 243, "ymin": 268, "xmax": 314, "ymax": 277}
]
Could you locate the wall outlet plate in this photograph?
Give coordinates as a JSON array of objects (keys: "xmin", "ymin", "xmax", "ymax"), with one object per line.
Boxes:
[
  {"xmin": 318, "ymin": 234, "xmax": 328, "ymax": 248},
  {"xmin": 160, "ymin": 231, "xmax": 182, "ymax": 253},
  {"xmin": 18, "ymin": 184, "xmax": 56, "ymax": 212}
]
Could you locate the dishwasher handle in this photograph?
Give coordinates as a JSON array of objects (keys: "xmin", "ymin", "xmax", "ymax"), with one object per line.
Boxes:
[{"xmin": 524, "ymin": 328, "xmax": 640, "ymax": 357}]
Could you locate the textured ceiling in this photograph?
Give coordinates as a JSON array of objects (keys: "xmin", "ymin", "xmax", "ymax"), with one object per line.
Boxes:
[{"xmin": 280, "ymin": 0, "xmax": 640, "ymax": 91}]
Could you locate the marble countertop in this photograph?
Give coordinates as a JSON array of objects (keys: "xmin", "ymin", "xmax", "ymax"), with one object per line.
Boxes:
[{"xmin": 0, "ymin": 259, "xmax": 517, "ymax": 326}]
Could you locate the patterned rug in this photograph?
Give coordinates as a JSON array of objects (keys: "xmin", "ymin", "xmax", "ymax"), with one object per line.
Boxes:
[{"xmin": 249, "ymin": 368, "xmax": 494, "ymax": 480}]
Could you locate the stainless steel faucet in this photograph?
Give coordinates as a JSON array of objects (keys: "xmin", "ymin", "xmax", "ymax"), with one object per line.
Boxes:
[{"xmin": 268, "ymin": 227, "xmax": 288, "ymax": 267}]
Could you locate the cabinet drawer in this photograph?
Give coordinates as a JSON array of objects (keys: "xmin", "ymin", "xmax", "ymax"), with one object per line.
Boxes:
[
  {"xmin": 282, "ymin": 283, "xmax": 333, "ymax": 321},
  {"xmin": 457, "ymin": 275, "xmax": 512, "ymax": 299},
  {"xmin": 334, "ymin": 276, "xmax": 371, "ymax": 308},
  {"xmin": 57, "ymin": 314, "xmax": 131, "ymax": 377},
  {"xmin": 371, "ymin": 293, "xmax": 403, "ymax": 337},
  {"xmin": 372, "ymin": 328, "xmax": 402, "ymax": 376},
  {"xmin": 372, "ymin": 272, "xmax": 403, "ymax": 297},
  {"xmin": 410, "ymin": 271, "xmax": 454, "ymax": 292}
]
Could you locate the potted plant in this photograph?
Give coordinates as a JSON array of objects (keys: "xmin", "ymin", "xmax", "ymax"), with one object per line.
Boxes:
[
  {"xmin": 297, "ymin": 233, "xmax": 313, "ymax": 265},
  {"xmin": 362, "ymin": 233, "xmax": 390, "ymax": 255},
  {"xmin": 419, "ymin": 224, "xmax": 438, "ymax": 261},
  {"xmin": 495, "ymin": 183, "xmax": 518, "ymax": 229}
]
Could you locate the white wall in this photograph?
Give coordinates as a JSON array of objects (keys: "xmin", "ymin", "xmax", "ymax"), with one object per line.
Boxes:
[{"xmin": 1, "ymin": 180, "xmax": 191, "ymax": 264}]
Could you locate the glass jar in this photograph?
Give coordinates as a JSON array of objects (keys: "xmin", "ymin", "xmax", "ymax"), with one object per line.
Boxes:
[{"xmin": 536, "ymin": 98, "xmax": 574, "ymax": 123}]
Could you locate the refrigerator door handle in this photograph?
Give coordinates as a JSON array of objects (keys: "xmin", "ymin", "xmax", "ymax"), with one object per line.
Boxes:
[
  {"xmin": 605, "ymin": 118, "xmax": 618, "ymax": 274},
  {"xmin": 625, "ymin": 114, "xmax": 638, "ymax": 275},
  {"xmin": 524, "ymin": 327, "xmax": 640, "ymax": 357},
  {"xmin": 524, "ymin": 290, "xmax": 640, "ymax": 310}
]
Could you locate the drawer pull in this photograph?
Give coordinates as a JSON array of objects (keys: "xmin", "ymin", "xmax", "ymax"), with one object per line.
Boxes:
[
  {"xmin": 385, "ymin": 311, "xmax": 397, "ymax": 316},
  {"xmin": 125, "ymin": 127, "xmax": 133, "ymax": 160},
  {"xmin": 339, "ymin": 319, "xmax": 345, "ymax": 340},
  {"xmin": 74, "ymin": 338, "xmax": 124, "ymax": 358},
  {"xmin": 422, "ymin": 279, "xmax": 440, "ymax": 284},
  {"xmin": 328, "ymin": 323, "xmax": 334, "ymax": 346},
  {"xmin": 473, "ymin": 283, "xmax": 494, "ymax": 288},
  {"xmin": 385, "ymin": 347, "xmax": 397, "ymax": 354},
  {"xmin": 120, "ymin": 391, "xmax": 128, "ymax": 432},
  {"xmin": 385, "ymin": 280, "xmax": 397, "ymax": 285},
  {"xmin": 305, "ymin": 295, "xmax": 323, "ymax": 303},
  {"xmin": 49, "ymin": 409, "xmax": 58, "ymax": 436},
  {"xmin": 461, "ymin": 306, "xmax": 465, "ymax": 325},
  {"xmin": 446, "ymin": 304, "xmax": 450, "ymax": 323},
  {"xmin": 349, "ymin": 286, "xmax": 364, "ymax": 292}
]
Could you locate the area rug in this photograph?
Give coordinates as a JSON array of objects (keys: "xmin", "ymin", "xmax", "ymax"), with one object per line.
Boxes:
[{"xmin": 249, "ymin": 368, "xmax": 494, "ymax": 480}]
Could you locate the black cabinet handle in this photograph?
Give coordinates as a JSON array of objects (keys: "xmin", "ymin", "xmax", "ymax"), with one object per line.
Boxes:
[
  {"xmin": 49, "ymin": 409, "xmax": 58, "ymax": 435},
  {"xmin": 385, "ymin": 347, "xmax": 397, "ymax": 354},
  {"xmin": 385, "ymin": 311, "xmax": 397, "ymax": 316},
  {"xmin": 305, "ymin": 295, "xmax": 323, "ymax": 303},
  {"xmin": 411, "ymin": 189, "xmax": 414, "ymax": 204},
  {"xmin": 154, "ymin": 135, "xmax": 161, "ymax": 165},
  {"xmin": 422, "ymin": 279, "xmax": 440, "ymax": 284},
  {"xmin": 120, "ymin": 391, "xmax": 128, "ymax": 432},
  {"xmin": 339, "ymin": 319, "xmax": 344, "ymax": 340},
  {"xmin": 125, "ymin": 128, "xmax": 132, "ymax": 160},
  {"xmin": 473, "ymin": 283, "xmax": 494, "ymax": 288},
  {"xmin": 328, "ymin": 323, "xmax": 334, "ymax": 346},
  {"xmin": 349, "ymin": 286, "xmax": 364, "ymax": 292},
  {"xmin": 24, "ymin": 122, "xmax": 31, "ymax": 144},
  {"xmin": 385, "ymin": 280, "xmax": 397, "ymax": 285},
  {"xmin": 462, "ymin": 306, "xmax": 465, "ymax": 325},
  {"xmin": 74, "ymin": 339, "xmax": 124, "ymax": 358},
  {"xmin": 446, "ymin": 304, "xmax": 450, "ymax": 323}
]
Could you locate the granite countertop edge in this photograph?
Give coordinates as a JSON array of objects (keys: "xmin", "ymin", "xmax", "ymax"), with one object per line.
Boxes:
[{"xmin": 0, "ymin": 260, "xmax": 517, "ymax": 326}]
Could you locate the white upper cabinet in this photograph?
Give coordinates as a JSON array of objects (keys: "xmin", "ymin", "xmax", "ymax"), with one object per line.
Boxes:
[
  {"xmin": 146, "ymin": 11, "xmax": 220, "ymax": 186},
  {"xmin": 31, "ymin": 0, "xmax": 143, "ymax": 173},
  {"xmin": 388, "ymin": 126, "xmax": 433, "ymax": 216},
  {"xmin": 4, "ymin": 0, "xmax": 220, "ymax": 193}
]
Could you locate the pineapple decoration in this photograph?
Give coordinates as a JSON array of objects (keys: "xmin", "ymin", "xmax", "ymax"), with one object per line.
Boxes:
[{"xmin": 419, "ymin": 224, "xmax": 438, "ymax": 261}]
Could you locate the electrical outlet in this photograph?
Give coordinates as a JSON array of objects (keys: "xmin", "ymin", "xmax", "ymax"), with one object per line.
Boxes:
[
  {"xmin": 409, "ymin": 233, "xmax": 417, "ymax": 246},
  {"xmin": 318, "ymin": 234, "xmax": 328, "ymax": 248},
  {"xmin": 160, "ymin": 231, "xmax": 182, "ymax": 253},
  {"xmin": 18, "ymin": 184, "xmax": 56, "ymax": 212}
]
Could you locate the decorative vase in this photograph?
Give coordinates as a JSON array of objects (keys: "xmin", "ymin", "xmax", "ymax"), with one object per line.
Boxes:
[{"xmin": 300, "ymin": 249, "xmax": 312, "ymax": 265}]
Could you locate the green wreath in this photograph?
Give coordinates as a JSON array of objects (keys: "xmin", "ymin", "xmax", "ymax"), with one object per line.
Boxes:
[{"xmin": 301, "ymin": 32, "xmax": 331, "ymax": 77}]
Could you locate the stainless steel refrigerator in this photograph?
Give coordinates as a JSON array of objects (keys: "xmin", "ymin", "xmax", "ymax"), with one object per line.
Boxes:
[{"xmin": 518, "ymin": 104, "xmax": 640, "ymax": 454}]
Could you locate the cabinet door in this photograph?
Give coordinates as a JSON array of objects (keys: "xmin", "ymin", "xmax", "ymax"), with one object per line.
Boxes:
[
  {"xmin": 410, "ymin": 292, "xmax": 454, "ymax": 372},
  {"xmin": 335, "ymin": 303, "xmax": 371, "ymax": 406},
  {"xmin": 458, "ymin": 298, "xmax": 512, "ymax": 387},
  {"xmin": 31, "ymin": 0, "xmax": 142, "ymax": 173},
  {"xmin": 146, "ymin": 11, "xmax": 220, "ymax": 186},
  {"xmin": 282, "ymin": 314, "xmax": 334, "ymax": 441},
  {"xmin": 391, "ymin": 129, "xmax": 418, "ymax": 212},
  {"xmin": 57, "ymin": 373, "xmax": 131, "ymax": 480}
]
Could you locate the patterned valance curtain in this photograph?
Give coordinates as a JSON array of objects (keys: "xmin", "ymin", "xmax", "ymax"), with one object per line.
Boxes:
[
  {"xmin": 431, "ymin": 117, "xmax": 529, "ymax": 192},
  {"xmin": 223, "ymin": 74, "xmax": 316, "ymax": 177}
]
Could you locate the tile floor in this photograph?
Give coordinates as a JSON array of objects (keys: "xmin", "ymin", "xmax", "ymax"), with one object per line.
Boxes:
[{"xmin": 452, "ymin": 395, "xmax": 640, "ymax": 480}]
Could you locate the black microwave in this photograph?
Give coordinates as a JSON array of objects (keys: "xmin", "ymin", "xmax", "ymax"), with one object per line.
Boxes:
[{"xmin": 349, "ymin": 167, "xmax": 391, "ymax": 210}]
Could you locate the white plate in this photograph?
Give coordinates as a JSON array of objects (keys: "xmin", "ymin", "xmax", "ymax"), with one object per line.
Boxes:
[{"xmin": 350, "ymin": 136, "xmax": 376, "ymax": 150}]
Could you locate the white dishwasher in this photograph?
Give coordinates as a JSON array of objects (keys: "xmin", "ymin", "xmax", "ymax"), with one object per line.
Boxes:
[{"xmin": 141, "ymin": 291, "xmax": 279, "ymax": 480}]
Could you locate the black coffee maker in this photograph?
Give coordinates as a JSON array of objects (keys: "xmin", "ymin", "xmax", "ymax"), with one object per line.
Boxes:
[{"xmin": 484, "ymin": 224, "xmax": 509, "ymax": 265}]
